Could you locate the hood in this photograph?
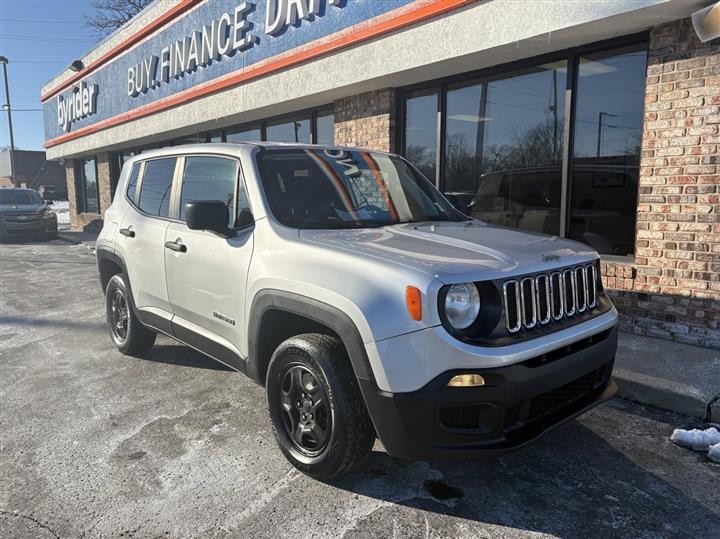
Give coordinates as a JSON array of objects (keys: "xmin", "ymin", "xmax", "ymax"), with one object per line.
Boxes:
[
  {"xmin": 0, "ymin": 202, "xmax": 45, "ymax": 213},
  {"xmin": 300, "ymin": 221, "xmax": 598, "ymax": 283}
]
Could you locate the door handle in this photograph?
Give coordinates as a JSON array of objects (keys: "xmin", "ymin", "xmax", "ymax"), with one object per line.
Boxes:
[
  {"xmin": 164, "ymin": 240, "xmax": 187, "ymax": 253},
  {"xmin": 119, "ymin": 227, "xmax": 135, "ymax": 238}
]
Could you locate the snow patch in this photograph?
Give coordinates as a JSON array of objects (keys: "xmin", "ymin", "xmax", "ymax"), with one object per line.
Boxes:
[
  {"xmin": 50, "ymin": 201, "xmax": 70, "ymax": 225},
  {"xmin": 671, "ymin": 427, "xmax": 720, "ymax": 451}
]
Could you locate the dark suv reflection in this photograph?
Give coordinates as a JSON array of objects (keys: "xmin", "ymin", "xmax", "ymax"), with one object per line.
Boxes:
[{"xmin": 453, "ymin": 164, "xmax": 638, "ymax": 256}]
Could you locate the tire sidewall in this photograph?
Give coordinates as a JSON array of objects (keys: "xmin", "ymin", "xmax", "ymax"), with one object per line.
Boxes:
[
  {"xmin": 266, "ymin": 342, "xmax": 345, "ymax": 472},
  {"xmin": 105, "ymin": 274, "xmax": 133, "ymax": 352}
]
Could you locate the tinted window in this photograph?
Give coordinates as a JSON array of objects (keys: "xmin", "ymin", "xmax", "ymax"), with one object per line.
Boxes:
[
  {"xmin": 125, "ymin": 163, "xmax": 141, "ymax": 203},
  {"xmin": 179, "ymin": 156, "xmax": 237, "ymax": 225},
  {"xmin": 266, "ymin": 118, "xmax": 312, "ymax": 143},
  {"xmin": 445, "ymin": 62, "xmax": 566, "ymax": 231},
  {"xmin": 226, "ymin": 126, "xmax": 261, "ymax": 142},
  {"xmin": 404, "ymin": 90, "xmax": 438, "ymax": 182},
  {"xmin": 138, "ymin": 158, "xmax": 176, "ymax": 217},
  {"xmin": 569, "ymin": 45, "xmax": 646, "ymax": 255},
  {"xmin": 76, "ymin": 157, "xmax": 99, "ymax": 214},
  {"xmin": 257, "ymin": 149, "xmax": 464, "ymax": 229},
  {"xmin": 316, "ymin": 111, "xmax": 335, "ymax": 145}
]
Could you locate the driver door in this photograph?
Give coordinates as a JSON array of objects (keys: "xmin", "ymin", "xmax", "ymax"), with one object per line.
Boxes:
[{"xmin": 164, "ymin": 155, "xmax": 254, "ymax": 368}]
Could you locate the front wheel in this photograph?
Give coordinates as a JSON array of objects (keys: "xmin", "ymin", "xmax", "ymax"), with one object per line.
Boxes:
[
  {"xmin": 105, "ymin": 273, "xmax": 156, "ymax": 355},
  {"xmin": 266, "ymin": 333, "xmax": 375, "ymax": 480}
]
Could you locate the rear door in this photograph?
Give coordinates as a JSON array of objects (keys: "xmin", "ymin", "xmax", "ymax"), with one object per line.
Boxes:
[
  {"xmin": 117, "ymin": 156, "xmax": 179, "ymax": 327},
  {"xmin": 164, "ymin": 155, "xmax": 254, "ymax": 366}
]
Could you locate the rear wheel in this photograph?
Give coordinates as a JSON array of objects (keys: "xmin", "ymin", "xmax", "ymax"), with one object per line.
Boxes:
[
  {"xmin": 266, "ymin": 333, "xmax": 375, "ymax": 480},
  {"xmin": 105, "ymin": 273, "xmax": 156, "ymax": 355}
]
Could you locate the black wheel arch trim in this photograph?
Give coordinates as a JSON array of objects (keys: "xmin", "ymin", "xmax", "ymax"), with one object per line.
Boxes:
[{"xmin": 247, "ymin": 289, "xmax": 377, "ymax": 387}]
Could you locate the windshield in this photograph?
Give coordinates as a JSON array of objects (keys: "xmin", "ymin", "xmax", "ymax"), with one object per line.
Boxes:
[
  {"xmin": 0, "ymin": 190, "xmax": 42, "ymax": 205},
  {"xmin": 257, "ymin": 149, "xmax": 465, "ymax": 229}
]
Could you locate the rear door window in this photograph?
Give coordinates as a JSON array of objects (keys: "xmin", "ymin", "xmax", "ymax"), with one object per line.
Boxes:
[
  {"xmin": 138, "ymin": 158, "xmax": 177, "ymax": 218},
  {"xmin": 179, "ymin": 156, "xmax": 238, "ymax": 226},
  {"xmin": 125, "ymin": 162, "xmax": 141, "ymax": 203}
]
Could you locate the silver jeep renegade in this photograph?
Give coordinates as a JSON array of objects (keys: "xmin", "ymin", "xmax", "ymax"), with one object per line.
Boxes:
[{"xmin": 97, "ymin": 143, "xmax": 618, "ymax": 479}]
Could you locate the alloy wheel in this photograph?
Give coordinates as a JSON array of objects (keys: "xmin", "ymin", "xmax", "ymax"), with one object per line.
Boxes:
[{"xmin": 279, "ymin": 364, "xmax": 331, "ymax": 455}]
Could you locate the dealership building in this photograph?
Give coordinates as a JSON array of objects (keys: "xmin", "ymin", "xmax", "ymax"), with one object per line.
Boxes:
[{"xmin": 42, "ymin": 0, "xmax": 719, "ymax": 349}]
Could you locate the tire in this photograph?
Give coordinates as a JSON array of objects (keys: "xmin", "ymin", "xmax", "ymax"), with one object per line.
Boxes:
[
  {"xmin": 266, "ymin": 333, "xmax": 375, "ymax": 480},
  {"xmin": 105, "ymin": 273, "xmax": 156, "ymax": 355}
]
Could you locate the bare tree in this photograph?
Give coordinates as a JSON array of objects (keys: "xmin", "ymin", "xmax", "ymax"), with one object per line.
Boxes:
[{"xmin": 85, "ymin": 0, "xmax": 153, "ymax": 36}]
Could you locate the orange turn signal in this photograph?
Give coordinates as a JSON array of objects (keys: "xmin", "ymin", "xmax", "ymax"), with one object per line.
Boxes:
[{"xmin": 405, "ymin": 286, "xmax": 422, "ymax": 321}]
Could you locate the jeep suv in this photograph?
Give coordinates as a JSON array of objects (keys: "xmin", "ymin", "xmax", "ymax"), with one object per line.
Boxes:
[{"xmin": 96, "ymin": 143, "xmax": 618, "ymax": 479}]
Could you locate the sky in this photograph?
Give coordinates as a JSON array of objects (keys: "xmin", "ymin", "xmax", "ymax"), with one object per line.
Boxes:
[{"xmin": 0, "ymin": 0, "xmax": 101, "ymax": 151}]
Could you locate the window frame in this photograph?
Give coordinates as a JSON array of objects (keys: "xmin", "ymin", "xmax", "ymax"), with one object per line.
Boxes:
[
  {"xmin": 75, "ymin": 156, "xmax": 101, "ymax": 215},
  {"xmin": 127, "ymin": 152, "xmax": 252, "ymax": 231},
  {"xmin": 397, "ymin": 32, "xmax": 649, "ymax": 260}
]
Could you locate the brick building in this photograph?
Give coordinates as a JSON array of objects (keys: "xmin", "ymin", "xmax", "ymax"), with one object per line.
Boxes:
[{"xmin": 41, "ymin": 0, "xmax": 719, "ymax": 348}]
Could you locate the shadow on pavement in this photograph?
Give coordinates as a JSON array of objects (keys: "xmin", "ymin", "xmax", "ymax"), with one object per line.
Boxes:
[
  {"xmin": 329, "ymin": 406, "xmax": 718, "ymax": 537},
  {"xmin": 138, "ymin": 343, "xmax": 234, "ymax": 371}
]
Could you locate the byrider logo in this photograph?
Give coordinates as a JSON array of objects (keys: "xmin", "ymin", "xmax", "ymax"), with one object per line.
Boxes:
[{"xmin": 57, "ymin": 82, "xmax": 98, "ymax": 132}]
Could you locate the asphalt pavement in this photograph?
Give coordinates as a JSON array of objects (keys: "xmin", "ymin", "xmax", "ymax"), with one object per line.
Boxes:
[{"xmin": 1, "ymin": 240, "xmax": 718, "ymax": 538}]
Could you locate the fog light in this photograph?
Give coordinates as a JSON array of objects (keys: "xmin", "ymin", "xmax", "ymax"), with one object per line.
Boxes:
[{"xmin": 447, "ymin": 374, "xmax": 485, "ymax": 387}]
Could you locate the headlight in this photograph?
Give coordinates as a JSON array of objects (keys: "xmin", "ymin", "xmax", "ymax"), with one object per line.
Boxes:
[
  {"xmin": 42, "ymin": 210, "xmax": 56, "ymax": 220},
  {"xmin": 444, "ymin": 282, "xmax": 480, "ymax": 329}
]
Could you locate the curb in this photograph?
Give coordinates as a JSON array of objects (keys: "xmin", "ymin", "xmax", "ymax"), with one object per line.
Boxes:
[{"xmin": 614, "ymin": 368, "xmax": 712, "ymax": 419}]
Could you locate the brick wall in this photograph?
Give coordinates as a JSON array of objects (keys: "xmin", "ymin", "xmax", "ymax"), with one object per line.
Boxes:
[
  {"xmin": 604, "ymin": 18, "xmax": 720, "ymax": 349},
  {"xmin": 334, "ymin": 89, "xmax": 396, "ymax": 152}
]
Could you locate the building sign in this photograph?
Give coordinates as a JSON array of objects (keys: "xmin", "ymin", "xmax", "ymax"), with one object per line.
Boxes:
[
  {"xmin": 42, "ymin": 0, "xmax": 417, "ymax": 139},
  {"xmin": 57, "ymin": 82, "xmax": 98, "ymax": 132}
]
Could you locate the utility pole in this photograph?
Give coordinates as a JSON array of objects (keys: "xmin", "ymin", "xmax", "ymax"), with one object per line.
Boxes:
[{"xmin": 0, "ymin": 56, "xmax": 18, "ymax": 187}]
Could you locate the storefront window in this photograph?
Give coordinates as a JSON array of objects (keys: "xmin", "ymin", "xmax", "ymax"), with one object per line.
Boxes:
[
  {"xmin": 569, "ymin": 45, "xmax": 646, "ymax": 256},
  {"xmin": 444, "ymin": 62, "xmax": 566, "ymax": 232},
  {"xmin": 316, "ymin": 111, "xmax": 335, "ymax": 145},
  {"xmin": 227, "ymin": 126, "xmax": 261, "ymax": 142},
  {"xmin": 266, "ymin": 117, "xmax": 312, "ymax": 143},
  {"xmin": 401, "ymin": 40, "xmax": 647, "ymax": 255},
  {"xmin": 403, "ymin": 90, "xmax": 438, "ymax": 183},
  {"xmin": 76, "ymin": 157, "xmax": 99, "ymax": 214}
]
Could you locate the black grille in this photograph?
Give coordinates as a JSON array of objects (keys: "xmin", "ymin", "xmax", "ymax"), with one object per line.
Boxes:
[
  {"xmin": 550, "ymin": 272, "xmax": 563, "ymax": 319},
  {"xmin": 505, "ymin": 281, "xmax": 520, "ymax": 332},
  {"xmin": 440, "ymin": 405, "xmax": 481, "ymax": 429},
  {"xmin": 527, "ymin": 369, "xmax": 600, "ymax": 421}
]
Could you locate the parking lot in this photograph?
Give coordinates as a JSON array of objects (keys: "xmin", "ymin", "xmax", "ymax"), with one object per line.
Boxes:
[{"xmin": 1, "ymin": 240, "xmax": 718, "ymax": 538}]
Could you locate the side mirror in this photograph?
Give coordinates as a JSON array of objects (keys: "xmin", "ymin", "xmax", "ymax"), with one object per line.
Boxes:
[{"xmin": 186, "ymin": 200, "xmax": 233, "ymax": 237}]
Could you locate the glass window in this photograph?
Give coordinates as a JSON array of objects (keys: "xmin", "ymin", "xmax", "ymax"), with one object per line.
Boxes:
[
  {"xmin": 445, "ymin": 62, "xmax": 566, "ymax": 232},
  {"xmin": 316, "ymin": 111, "xmax": 335, "ymax": 145},
  {"xmin": 0, "ymin": 190, "xmax": 43, "ymax": 204},
  {"xmin": 227, "ymin": 126, "xmax": 261, "ymax": 142},
  {"xmin": 179, "ymin": 156, "xmax": 237, "ymax": 225},
  {"xmin": 138, "ymin": 158, "xmax": 176, "ymax": 218},
  {"xmin": 126, "ymin": 163, "xmax": 141, "ymax": 203},
  {"xmin": 76, "ymin": 157, "xmax": 99, "ymax": 214},
  {"xmin": 257, "ymin": 148, "xmax": 464, "ymax": 229},
  {"xmin": 207, "ymin": 132, "xmax": 223, "ymax": 143},
  {"xmin": 569, "ymin": 45, "xmax": 646, "ymax": 256},
  {"xmin": 266, "ymin": 117, "xmax": 312, "ymax": 143},
  {"xmin": 404, "ymin": 90, "xmax": 438, "ymax": 183}
]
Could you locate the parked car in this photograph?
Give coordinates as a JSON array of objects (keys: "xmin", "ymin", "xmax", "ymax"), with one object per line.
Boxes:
[
  {"xmin": 37, "ymin": 184, "xmax": 68, "ymax": 201},
  {"xmin": 96, "ymin": 143, "xmax": 618, "ymax": 479},
  {"xmin": 0, "ymin": 188, "xmax": 58, "ymax": 241}
]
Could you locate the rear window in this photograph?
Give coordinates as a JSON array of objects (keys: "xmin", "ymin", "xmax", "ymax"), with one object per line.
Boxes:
[{"xmin": 138, "ymin": 158, "xmax": 176, "ymax": 218}]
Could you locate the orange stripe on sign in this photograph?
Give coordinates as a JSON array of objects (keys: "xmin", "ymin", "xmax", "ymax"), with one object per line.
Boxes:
[
  {"xmin": 41, "ymin": 0, "xmax": 203, "ymax": 102},
  {"xmin": 44, "ymin": 0, "xmax": 477, "ymax": 149}
]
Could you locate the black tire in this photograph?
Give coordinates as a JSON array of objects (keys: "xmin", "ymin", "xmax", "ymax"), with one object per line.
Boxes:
[
  {"xmin": 105, "ymin": 273, "xmax": 156, "ymax": 355},
  {"xmin": 266, "ymin": 333, "xmax": 375, "ymax": 480}
]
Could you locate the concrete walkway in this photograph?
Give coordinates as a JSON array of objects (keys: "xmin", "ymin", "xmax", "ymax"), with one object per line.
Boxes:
[{"xmin": 615, "ymin": 333, "xmax": 719, "ymax": 419}]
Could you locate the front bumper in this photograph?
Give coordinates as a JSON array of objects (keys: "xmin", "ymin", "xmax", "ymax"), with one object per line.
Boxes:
[
  {"xmin": 0, "ymin": 217, "xmax": 58, "ymax": 240},
  {"xmin": 360, "ymin": 325, "xmax": 618, "ymax": 460}
]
